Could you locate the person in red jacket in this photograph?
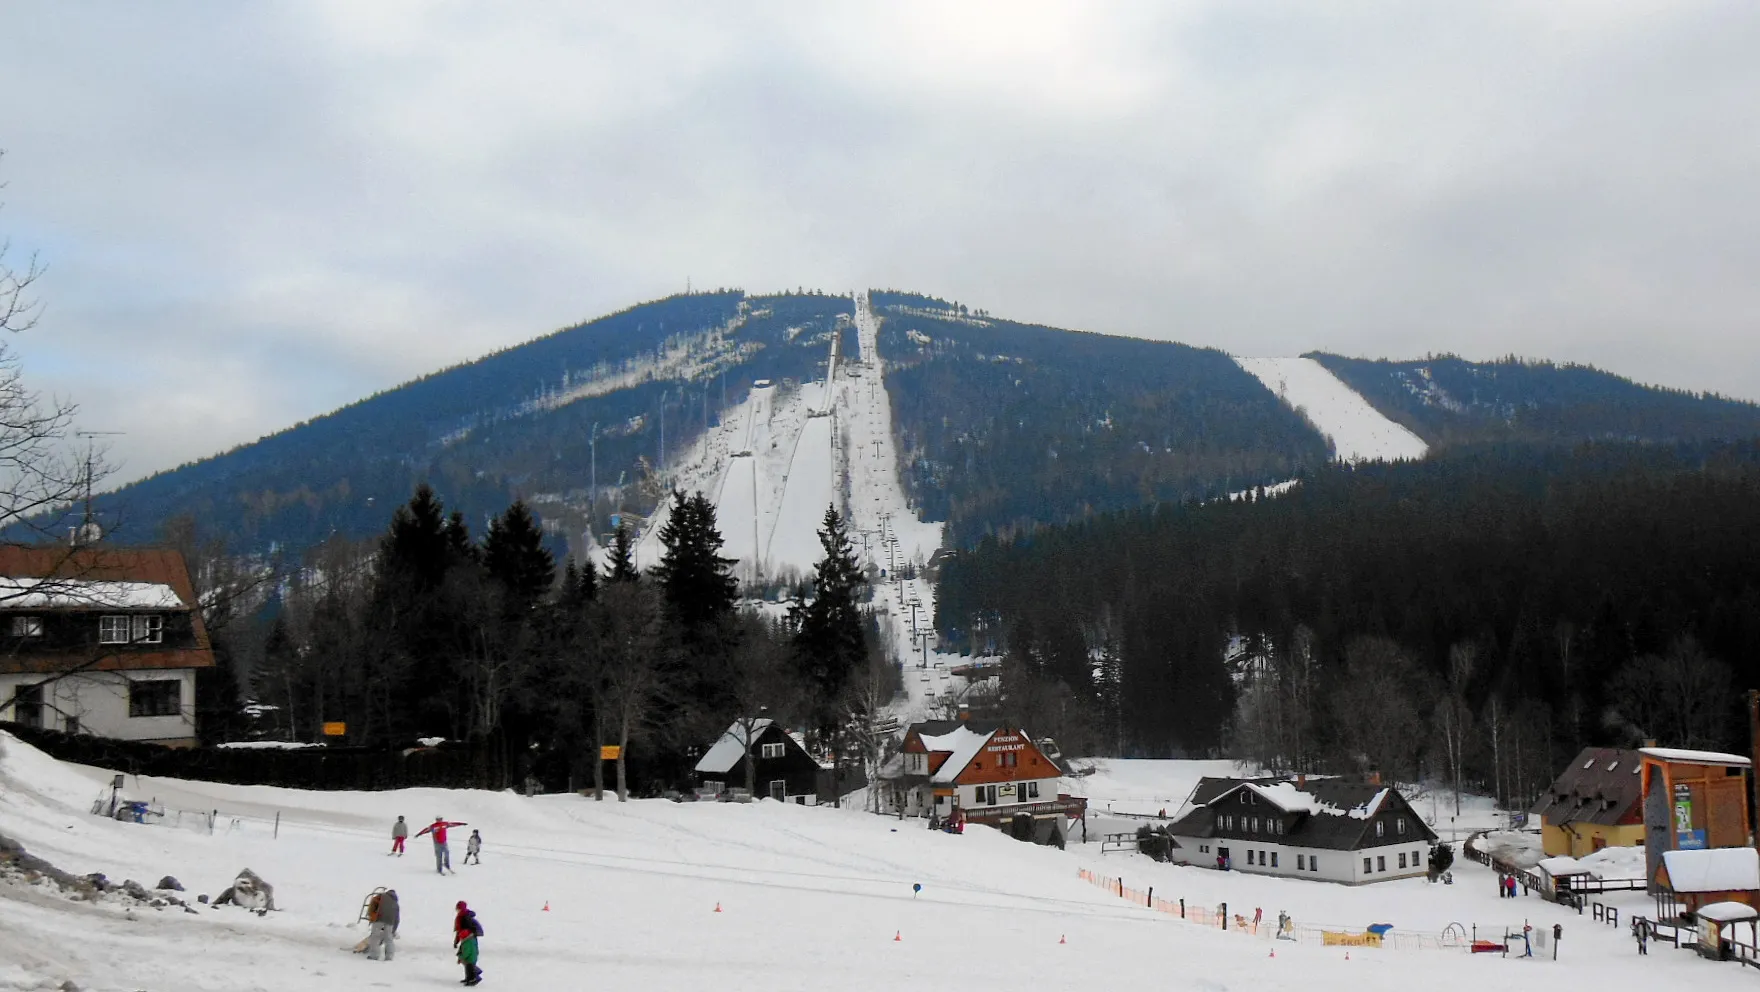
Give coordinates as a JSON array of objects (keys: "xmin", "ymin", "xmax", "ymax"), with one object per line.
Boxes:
[{"xmin": 414, "ymin": 815, "xmax": 468, "ymax": 875}]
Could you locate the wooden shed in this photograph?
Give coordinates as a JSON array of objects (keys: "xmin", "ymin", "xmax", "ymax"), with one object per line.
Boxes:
[{"xmin": 1640, "ymin": 747, "xmax": 1752, "ymax": 893}]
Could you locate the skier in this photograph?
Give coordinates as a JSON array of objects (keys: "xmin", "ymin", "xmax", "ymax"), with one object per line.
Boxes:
[
  {"xmin": 415, "ymin": 815, "xmax": 468, "ymax": 875},
  {"xmin": 455, "ymin": 903, "xmax": 485, "ymax": 986},
  {"xmin": 391, "ymin": 815, "xmax": 408, "ymax": 856},
  {"xmin": 364, "ymin": 889, "xmax": 400, "ymax": 961},
  {"xmin": 464, "ymin": 829, "xmax": 482, "ymax": 866}
]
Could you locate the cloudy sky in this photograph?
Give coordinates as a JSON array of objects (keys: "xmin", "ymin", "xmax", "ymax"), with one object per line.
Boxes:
[{"xmin": 3, "ymin": 2, "xmax": 1758, "ymax": 484}]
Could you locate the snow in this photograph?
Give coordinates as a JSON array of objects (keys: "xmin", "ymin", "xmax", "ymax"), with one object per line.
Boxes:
[
  {"xmin": 1578, "ymin": 846, "xmax": 1647, "ymax": 880},
  {"xmin": 921, "ymin": 727, "xmax": 994, "ymax": 784},
  {"xmin": 0, "ymin": 730, "xmax": 1751, "ymax": 992},
  {"xmin": 1470, "ymin": 830, "xmax": 1546, "ymax": 869},
  {"xmin": 215, "ymin": 741, "xmax": 325, "ymax": 751},
  {"xmin": 695, "ymin": 719, "xmax": 773, "ymax": 775},
  {"xmin": 1063, "ymin": 759, "xmax": 1244, "ymax": 818},
  {"xmin": 1698, "ymin": 901, "xmax": 1760, "ymax": 923},
  {"xmin": 1664, "ymin": 847, "xmax": 1760, "ymax": 893},
  {"xmin": 0, "ymin": 577, "xmax": 184, "ymax": 610},
  {"xmin": 1234, "ymin": 357, "xmax": 1429, "ymax": 463},
  {"xmin": 1537, "ymin": 857, "xmax": 1591, "ymax": 877},
  {"xmin": 1640, "ymin": 747, "xmax": 1752, "ymax": 767}
]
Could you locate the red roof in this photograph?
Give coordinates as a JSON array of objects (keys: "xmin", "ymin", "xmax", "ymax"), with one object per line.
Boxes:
[{"xmin": 0, "ymin": 545, "xmax": 215, "ymax": 674}]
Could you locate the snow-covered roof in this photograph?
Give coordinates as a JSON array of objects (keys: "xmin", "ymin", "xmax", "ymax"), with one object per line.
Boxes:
[
  {"xmin": 923, "ymin": 726, "xmax": 996, "ymax": 784},
  {"xmin": 1641, "ymin": 747, "xmax": 1752, "ymax": 768},
  {"xmin": 1698, "ymin": 901, "xmax": 1760, "ymax": 923},
  {"xmin": 1663, "ymin": 847, "xmax": 1760, "ymax": 893},
  {"xmin": 0, "ymin": 577, "xmax": 184, "ymax": 610},
  {"xmin": 1249, "ymin": 781, "xmax": 1387, "ymax": 820},
  {"xmin": 695, "ymin": 719, "xmax": 774, "ymax": 775},
  {"xmin": 216, "ymin": 740, "xmax": 325, "ymax": 750},
  {"xmin": 1538, "ymin": 856, "xmax": 1592, "ymax": 877}
]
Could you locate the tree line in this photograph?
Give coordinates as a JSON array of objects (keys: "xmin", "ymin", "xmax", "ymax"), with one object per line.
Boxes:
[
  {"xmin": 203, "ymin": 485, "xmax": 883, "ymax": 799},
  {"xmin": 937, "ymin": 439, "xmax": 1760, "ymax": 809}
]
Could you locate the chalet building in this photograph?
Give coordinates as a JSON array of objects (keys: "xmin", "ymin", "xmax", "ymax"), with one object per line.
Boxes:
[
  {"xmin": 0, "ymin": 546, "xmax": 214, "ymax": 747},
  {"xmin": 1529, "ymin": 747, "xmax": 1646, "ymax": 857},
  {"xmin": 878, "ymin": 719, "xmax": 1086, "ymax": 828},
  {"xmin": 1164, "ymin": 777, "xmax": 1439, "ymax": 885},
  {"xmin": 694, "ymin": 719, "xmax": 824, "ymax": 803},
  {"xmin": 1641, "ymin": 747, "xmax": 1753, "ymax": 894}
]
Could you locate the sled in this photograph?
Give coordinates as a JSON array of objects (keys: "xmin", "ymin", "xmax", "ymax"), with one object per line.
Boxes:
[{"xmin": 350, "ymin": 886, "xmax": 388, "ymax": 953}]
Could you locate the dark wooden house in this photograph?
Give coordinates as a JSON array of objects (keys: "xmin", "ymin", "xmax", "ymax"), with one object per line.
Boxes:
[{"xmin": 695, "ymin": 719, "xmax": 824, "ymax": 803}]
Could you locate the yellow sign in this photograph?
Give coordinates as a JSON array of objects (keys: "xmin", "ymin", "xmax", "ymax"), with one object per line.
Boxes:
[
  {"xmin": 600, "ymin": 745, "xmax": 622, "ymax": 760},
  {"xmin": 322, "ymin": 722, "xmax": 347, "ymax": 737},
  {"xmin": 1321, "ymin": 931, "xmax": 1382, "ymax": 947}
]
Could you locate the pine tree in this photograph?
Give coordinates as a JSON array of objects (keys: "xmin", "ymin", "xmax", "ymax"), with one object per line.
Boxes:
[
  {"xmin": 652, "ymin": 490, "xmax": 738, "ymax": 629},
  {"xmin": 606, "ymin": 522, "xmax": 640, "ymax": 583},
  {"xmin": 790, "ymin": 505, "xmax": 867, "ymax": 737}
]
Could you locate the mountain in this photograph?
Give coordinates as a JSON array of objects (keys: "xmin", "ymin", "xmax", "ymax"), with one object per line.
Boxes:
[
  {"xmin": 67, "ymin": 290, "xmax": 1760, "ymax": 570},
  {"xmin": 1308, "ymin": 353, "xmax": 1760, "ymax": 448}
]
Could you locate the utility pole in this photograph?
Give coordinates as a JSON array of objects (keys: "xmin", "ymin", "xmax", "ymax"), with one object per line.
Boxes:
[{"xmin": 1749, "ymin": 690, "xmax": 1760, "ymax": 862}]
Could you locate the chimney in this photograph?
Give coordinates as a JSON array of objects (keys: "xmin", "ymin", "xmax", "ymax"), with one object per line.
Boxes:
[
  {"xmin": 1643, "ymin": 739, "xmax": 1657, "ymax": 748},
  {"xmin": 957, "ymin": 707, "xmax": 970, "ymax": 722},
  {"xmin": 1368, "ymin": 771, "xmax": 1382, "ymax": 786},
  {"xmin": 1296, "ymin": 774, "xmax": 1306, "ymax": 789}
]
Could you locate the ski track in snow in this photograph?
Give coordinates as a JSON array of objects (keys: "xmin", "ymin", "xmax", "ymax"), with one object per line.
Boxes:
[
  {"xmin": 0, "ymin": 730, "xmax": 1731, "ymax": 992},
  {"xmin": 1235, "ymin": 356, "xmax": 1429, "ymax": 463}
]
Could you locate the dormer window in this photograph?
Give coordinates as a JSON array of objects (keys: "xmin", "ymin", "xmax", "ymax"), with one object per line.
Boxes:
[
  {"xmin": 1376, "ymin": 820, "xmax": 1386, "ymax": 838},
  {"xmin": 10, "ymin": 616, "xmax": 42, "ymax": 637},
  {"xmin": 1396, "ymin": 816, "xmax": 1407, "ymax": 835},
  {"xmin": 100, "ymin": 615, "xmax": 162, "ymax": 645}
]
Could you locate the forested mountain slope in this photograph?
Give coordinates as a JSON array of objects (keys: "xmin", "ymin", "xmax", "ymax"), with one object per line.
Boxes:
[
  {"xmin": 872, "ymin": 294, "xmax": 1331, "ymax": 546},
  {"xmin": 936, "ymin": 440, "xmax": 1760, "ymax": 776},
  {"xmin": 1309, "ymin": 353, "xmax": 1760, "ymax": 448},
  {"xmin": 85, "ymin": 291, "xmax": 853, "ymax": 556}
]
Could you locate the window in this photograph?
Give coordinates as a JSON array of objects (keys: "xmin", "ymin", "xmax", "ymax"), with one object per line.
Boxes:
[
  {"xmin": 100, "ymin": 614, "xmax": 163, "ymax": 645},
  {"xmin": 9, "ymin": 683, "xmax": 43, "ymax": 728},
  {"xmin": 11, "ymin": 616, "xmax": 42, "ymax": 637},
  {"xmin": 1270, "ymin": 852, "xmax": 1279, "ymax": 868},
  {"xmin": 1026, "ymin": 781, "xmax": 1040, "ymax": 799},
  {"xmin": 1377, "ymin": 856, "xmax": 1386, "ymax": 872},
  {"xmin": 128, "ymin": 679, "xmax": 180, "ymax": 718},
  {"xmin": 63, "ymin": 716, "xmax": 78, "ymax": 735},
  {"xmin": 1398, "ymin": 853, "xmax": 1407, "ymax": 869},
  {"xmin": 1310, "ymin": 857, "xmax": 1318, "ymax": 872},
  {"xmin": 1000, "ymin": 751, "xmax": 1018, "ymax": 767},
  {"xmin": 1396, "ymin": 816, "xmax": 1406, "ymax": 836},
  {"xmin": 1250, "ymin": 816, "xmax": 1259, "ymax": 833},
  {"xmin": 1375, "ymin": 820, "xmax": 1385, "ymax": 838},
  {"xmin": 1297, "ymin": 854, "xmax": 1305, "ymax": 870},
  {"xmin": 1248, "ymin": 792, "xmax": 1257, "ymax": 805},
  {"xmin": 1363, "ymin": 857, "xmax": 1373, "ymax": 873},
  {"xmin": 1240, "ymin": 793, "xmax": 1248, "ymax": 805},
  {"xmin": 768, "ymin": 780, "xmax": 786, "ymax": 801},
  {"xmin": 1247, "ymin": 850, "xmax": 1256, "ymax": 865},
  {"xmin": 760, "ymin": 742, "xmax": 785, "ymax": 759}
]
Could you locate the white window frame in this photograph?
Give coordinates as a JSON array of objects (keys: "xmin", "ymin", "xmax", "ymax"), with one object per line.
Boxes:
[
  {"xmin": 99, "ymin": 615, "xmax": 130, "ymax": 644},
  {"xmin": 100, "ymin": 614, "xmax": 163, "ymax": 645},
  {"xmin": 759, "ymin": 742, "xmax": 785, "ymax": 759},
  {"xmin": 127, "ymin": 678, "xmax": 181, "ymax": 718},
  {"xmin": 11, "ymin": 615, "xmax": 42, "ymax": 637}
]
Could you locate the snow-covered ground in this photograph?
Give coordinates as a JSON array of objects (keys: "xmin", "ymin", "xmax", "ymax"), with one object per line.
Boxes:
[
  {"xmin": 1235, "ymin": 357, "xmax": 1429, "ymax": 463},
  {"xmin": 1, "ymin": 732, "xmax": 1733, "ymax": 992}
]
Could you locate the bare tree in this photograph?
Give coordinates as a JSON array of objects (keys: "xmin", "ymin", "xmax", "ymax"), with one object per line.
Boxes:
[
  {"xmin": 1328, "ymin": 637, "xmax": 1423, "ymax": 783},
  {"xmin": 1607, "ymin": 635, "xmax": 1735, "ymax": 749},
  {"xmin": 593, "ymin": 581, "xmax": 669, "ymax": 801},
  {"xmin": 1435, "ymin": 643, "xmax": 1476, "ymax": 817}
]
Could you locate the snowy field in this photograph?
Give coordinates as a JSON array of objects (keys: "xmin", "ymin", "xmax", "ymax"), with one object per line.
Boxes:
[
  {"xmin": 1235, "ymin": 356, "xmax": 1429, "ymax": 463},
  {"xmin": 1, "ymin": 733, "xmax": 1737, "ymax": 992}
]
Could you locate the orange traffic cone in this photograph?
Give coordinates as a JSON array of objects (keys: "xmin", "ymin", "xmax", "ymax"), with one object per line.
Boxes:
[
  {"xmin": 714, "ymin": 902, "xmax": 722, "ymax": 913},
  {"xmin": 542, "ymin": 901, "xmax": 551, "ymax": 912},
  {"xmin": 1059, "ymin": 935, "xmax": 1066, "ymax": 945},
  {"xmin": 1345, "ymin": 952, "xmax": 1351, "ymax": 961},
  {"xmin": 894, "ymin": 930, "xmax": 903, "ymax": 942}
]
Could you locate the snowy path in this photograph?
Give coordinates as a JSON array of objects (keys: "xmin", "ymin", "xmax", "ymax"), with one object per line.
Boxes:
[
  {"xmin": 1235, "ymin": 356, "xmax": 1428, "ymax": 463},
  {"xmin": 0, "ymin": 731, "xmax": 1732, "ymax": 992}
]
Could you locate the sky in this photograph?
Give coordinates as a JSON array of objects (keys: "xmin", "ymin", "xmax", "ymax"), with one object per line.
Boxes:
[{"xmin": 2, "ymin": 2, "xmax": 1758, "ymax": 484}]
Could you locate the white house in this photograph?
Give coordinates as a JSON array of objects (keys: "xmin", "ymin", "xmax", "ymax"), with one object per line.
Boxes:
[
  {"xmin": 1163, "ymin": 776, "xmax": 1439, "ymax": 885},
  {"xmin": 0, "ymin": 546, "xmax": 215, "ymax": 746}
]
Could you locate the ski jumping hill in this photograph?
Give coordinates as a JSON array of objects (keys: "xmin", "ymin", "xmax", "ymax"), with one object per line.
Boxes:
[{"xmin": 0, "ymin": 730, "xmax": 1738, "ymax": 991}]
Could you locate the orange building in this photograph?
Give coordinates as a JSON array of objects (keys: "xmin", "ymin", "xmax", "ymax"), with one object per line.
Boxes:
[{"xmin": 1640, "ymin": 747, "xmax": 1753, "ymax": 894}]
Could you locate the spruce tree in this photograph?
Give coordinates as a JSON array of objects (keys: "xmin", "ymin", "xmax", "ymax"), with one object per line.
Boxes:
[
  {"xmin": 652, "ymin": 490, "xmax": 738, "ymax": 629},
  {"xmin": 790, "ymin": 505, "xmax": 867, "ymax": 737},
  {"xmin": 606, "ymin": 522, "xmax": 640, "ymax": 583},
  {"xmin": 483, "ymin": 500, "xmax": 556, "ymax": 611}
]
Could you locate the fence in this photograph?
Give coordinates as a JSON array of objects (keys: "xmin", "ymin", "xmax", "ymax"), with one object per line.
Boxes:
[
  {"xmin": 1076, "ymin": 867, "xmax": 1497, "ymax": 952},
  {"xmin": 3, "ymin": 721, "xmax": 506, "ymax": 791}
]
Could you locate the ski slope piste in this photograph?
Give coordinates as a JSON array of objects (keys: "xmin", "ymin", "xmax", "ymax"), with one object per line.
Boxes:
[{"xmin": 0, "ymin": 732, "xmax": 1737, "ymax": 991}]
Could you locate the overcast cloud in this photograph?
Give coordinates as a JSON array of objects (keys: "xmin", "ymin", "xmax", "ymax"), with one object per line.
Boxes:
[{"xmin": 3, "ymin": 2, "xmax": 1758, "ymax": 484}]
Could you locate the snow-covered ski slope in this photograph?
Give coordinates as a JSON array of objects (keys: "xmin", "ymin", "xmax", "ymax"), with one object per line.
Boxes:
[
  {"xmin": 1236, "ymin": 357, "xmax": 1428, "ymax": 463},
  {"xmin": 0, "ymin": 732, "xmax": 1732, "ymax": 992}
]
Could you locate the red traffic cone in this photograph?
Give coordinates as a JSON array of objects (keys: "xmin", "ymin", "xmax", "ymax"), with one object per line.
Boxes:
[
  {"xmin": 1269, "ymin": 949, "xmax": 1275, "ymax": 958},
  {"xmin": 714, "ymin": 902, "xmax": 722, "ymax": 913},
  {"xmin": 542, "ymin": 901, "xmax": 550, "ymax": 912},
  {"xmin": 894, "ymin": 930, "xmax": 903, "ymax": 942},
  {"xmin": 1345, "ymin": 952, "xmax": 1351, "ymax": 961}
]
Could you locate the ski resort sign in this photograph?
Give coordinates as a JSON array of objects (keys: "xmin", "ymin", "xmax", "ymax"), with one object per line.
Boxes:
[{"xmin": 960, "ymin": 796, "xmax": 1088, "ymax": 825}]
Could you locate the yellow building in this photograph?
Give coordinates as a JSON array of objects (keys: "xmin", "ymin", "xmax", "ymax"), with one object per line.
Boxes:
[{"xmin": 1529, "ymin": 747, "xmax": 1646, "ymax": 858}]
